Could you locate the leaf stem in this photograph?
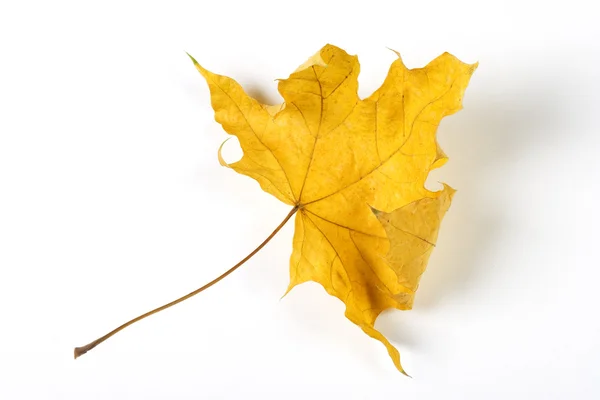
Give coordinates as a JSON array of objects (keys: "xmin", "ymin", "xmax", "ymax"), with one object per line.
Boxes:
[{"xmin": 74, "ymin": 206, "xmax": 298, "ymax": 359}]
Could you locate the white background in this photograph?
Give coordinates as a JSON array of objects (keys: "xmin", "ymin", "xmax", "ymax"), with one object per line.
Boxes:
[{"xmin": 1, "ymin": 0, "xmax": 599, "ymax": 398}]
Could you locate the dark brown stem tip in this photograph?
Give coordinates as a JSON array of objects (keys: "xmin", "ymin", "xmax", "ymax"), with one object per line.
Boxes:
[{"xmin": 74, "ymin": 344, "xmax": 92, "ymax": 359}]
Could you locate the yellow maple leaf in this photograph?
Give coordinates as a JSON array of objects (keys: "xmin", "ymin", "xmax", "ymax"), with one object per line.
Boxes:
[
  {"xmin": 73, "ymin": 44, "xmax": 476, "ymax": 373},
  {"xmin": 190, "ymin": 44, "xmax": 477, "ymax": 374}
]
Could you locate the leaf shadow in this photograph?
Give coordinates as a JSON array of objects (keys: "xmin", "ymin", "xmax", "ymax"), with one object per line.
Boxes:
[
  {"xmin": 245, "ymin": 85, "xmax": 282, "ymax": 107},
  {"xmin": 377, "ymin": 72, "xmax": 572, "ymax": 345}
]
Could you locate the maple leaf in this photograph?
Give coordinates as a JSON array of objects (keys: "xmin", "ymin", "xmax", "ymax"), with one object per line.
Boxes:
[
  {"xmin": 189, "ymin": 44, "xmax": 477, "ymax": 373},
  {"xmin": 73, "ymin": 45, "xmax": 476, "ymax": 375}
]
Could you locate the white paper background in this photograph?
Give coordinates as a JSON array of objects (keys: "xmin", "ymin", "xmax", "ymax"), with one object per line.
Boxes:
[{"xmin": 1, "ymin": 1, "xmax": 599, "ymax": 398}]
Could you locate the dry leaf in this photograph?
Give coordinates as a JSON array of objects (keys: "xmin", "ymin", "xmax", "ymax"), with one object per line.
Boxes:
[
  {"xmin": 190, "ymin": 44, "xmax": 476, "ymax": 374},
  {"xmin": 372, "ymin": 185, "xmax": 455, "ymax": 308}
]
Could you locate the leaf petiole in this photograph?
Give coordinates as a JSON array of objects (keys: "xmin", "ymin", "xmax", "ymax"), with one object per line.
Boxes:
[{"xmin": 74, "ymin": 206, "xmax": 298, "ymax": 359}]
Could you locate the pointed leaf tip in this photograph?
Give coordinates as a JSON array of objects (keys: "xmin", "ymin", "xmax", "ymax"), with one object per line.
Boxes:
[
  {"xmin": 186, "ymin": 52, "xmax": 198, "ymax": 64},
  {"xmin": 386, "ymin": 47, "xmax": 403, "ymax": 60},
  {"xmin": 368, "ymin": 204, "xmax": 382, "ymax": 216}
]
